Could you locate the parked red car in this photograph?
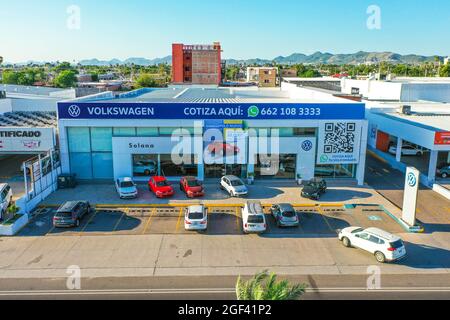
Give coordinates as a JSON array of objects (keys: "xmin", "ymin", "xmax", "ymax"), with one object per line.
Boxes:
[
  {"xmin": 180, "ymin": 176, "xmax": 205, "ymax": 198},
  {"xmin": 148, "ymin": 176, "xmax": 174, "ymax": 198},
  {"xmin": 207, "ymin": 142, "xmax": 240, "ymax": 156}
]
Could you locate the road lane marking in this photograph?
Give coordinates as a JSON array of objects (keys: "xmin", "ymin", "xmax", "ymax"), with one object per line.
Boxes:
[
  {"xmin": 142, "ymin": 208, "xmax": 156, "ymax": 235},
  {"xmin": 2, "ymin": 287, "xmax": 450, "ymax": 297},
  {"xmin": 176, "ymin": 208, "xmax": 184, "ymax": 233}
]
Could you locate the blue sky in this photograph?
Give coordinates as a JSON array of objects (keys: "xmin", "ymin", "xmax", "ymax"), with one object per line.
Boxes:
[{"xmin": 1, "ymin": 0, "xmax": 449, "ymax": 63}]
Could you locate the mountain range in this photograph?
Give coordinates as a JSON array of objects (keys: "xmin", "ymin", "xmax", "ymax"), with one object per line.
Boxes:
[
  {"xmin": 4, "ymin": 52, "xmax": 444, "ymax": 66},
  {"xmin": 78, "ymin": 51, "xmax": 444, "ymax": 66}
]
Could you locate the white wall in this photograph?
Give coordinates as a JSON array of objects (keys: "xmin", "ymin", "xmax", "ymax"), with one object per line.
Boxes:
[{"xmin": 401, "ymin": 83, "xmax": 450, "ymax": 102}]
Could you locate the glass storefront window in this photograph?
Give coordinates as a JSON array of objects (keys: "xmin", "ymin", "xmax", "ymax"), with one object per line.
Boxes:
[
  {"xmin": 315, "ymin": 164, "xmax": 356, "ymax": 179},
  {"xmin": 68, "ymin": 127, "xmax": 91, "ymax": 152},
  {"xmin": 334, "ymin": 164, "xmax": 356, "ymax": 178},
  {"xmin": 91, "ymin": 127, "xmax": 113, "ymax": 152},
  {"xmin": 132, "ymin": 155, "xmax": 158, "ymax": 177},
  {"xmin": 160, "ymin": 154, "xmax": 198, "ymax": 177},
  {"xmin": 294, "ymin": 128, "xmax": 316, "ymax": 137},
  {"xmin": 272, "ymin": 128, "xmax": 294, "ymax": 137},
  {"xmin": 92, "ymin": 153, "xmax": 114, "ymax": 179},
  {"xmin": 159, "ymin": 127, "xmax": 179, "ymax": 136},
  {"xmin": 70, "ymin": 153, "xmax": 92, "ymax": 179},
  {"xmin": 136, "ymin": 128, "xmax": 158, "ymax": 137},
  {"xmin": 255, "ymin": 154, "xmax": 296, "ymax": 179},
  {"xmin": 114, "ymin": 127, "xmax": 136, "ymax": 137}
]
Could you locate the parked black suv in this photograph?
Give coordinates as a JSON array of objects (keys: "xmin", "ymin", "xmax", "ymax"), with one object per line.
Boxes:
[
  {"xmin": 53, "ymin": 201, "xmax": 91, "ymax": 228},
  {"xmin": 301, "ymin": 178, "xmax": 327, "ymax": 200}
]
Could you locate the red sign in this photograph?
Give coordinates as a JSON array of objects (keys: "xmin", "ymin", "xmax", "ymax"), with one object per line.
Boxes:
[{"xmin": 435, "ymin": 132, "xmax": 450, "ymax": 145}]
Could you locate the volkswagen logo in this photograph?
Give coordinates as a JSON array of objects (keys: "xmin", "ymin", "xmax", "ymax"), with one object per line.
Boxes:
[
  {"xmin": 407, "ymin": 172, "xmax": 417, "ymax": 187},
  {"xmin": 68, "ymin": 105, "xmax": 81, "ymax": 118},
  {"xmin": 301, "ymin": 140, "xmax": 313, "ymax": 152}
]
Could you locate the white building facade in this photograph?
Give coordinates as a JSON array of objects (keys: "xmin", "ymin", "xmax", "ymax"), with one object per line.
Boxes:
[{"xmin": 57, "ymin": 87, "xmax": 368, "ymax": 185}]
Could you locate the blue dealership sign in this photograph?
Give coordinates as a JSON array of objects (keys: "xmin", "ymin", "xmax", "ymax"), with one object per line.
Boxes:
[{"xmin": 58, "ymin": 102, "xmax": 365, "ymax": 120}]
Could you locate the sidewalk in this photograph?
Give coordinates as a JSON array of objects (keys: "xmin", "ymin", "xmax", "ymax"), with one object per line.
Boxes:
[{"xmin": 0, "ymin": 232, "xmax": 448, "ymax": 280}]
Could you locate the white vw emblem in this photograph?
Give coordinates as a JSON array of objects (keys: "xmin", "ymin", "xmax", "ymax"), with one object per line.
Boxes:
[{"xmin": 68, "ymin": 105, "xmax": 81, "ymax": 118}]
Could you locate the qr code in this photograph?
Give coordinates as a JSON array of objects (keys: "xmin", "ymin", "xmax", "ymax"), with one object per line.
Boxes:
[{"xmin": 324, "ymin": 123, "xmax": 356, "ymax": 154}]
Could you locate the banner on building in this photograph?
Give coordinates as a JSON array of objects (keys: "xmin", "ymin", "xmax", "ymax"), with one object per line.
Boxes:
[
  {"xmin": 0, "ymin": 128, "xmax": 55, "ymax": 152},
  {"xmin": 317, "ymin": 122, "xmax": 362, "ymax": 165}
]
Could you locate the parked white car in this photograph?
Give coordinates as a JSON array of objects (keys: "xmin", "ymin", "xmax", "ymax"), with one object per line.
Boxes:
[
  {"xmin": 220, "ymin": 175, "xmax": 248, "ymax": 197},
  {"xmin": 242, "ymin": 201, "xmax": 267, "ymax": 234},
  {"xmin": 338, "ymin": 227, "xmax": 407, "ymax": 263},
  {"xmin": 184, "ymin": 205, "xmax": 208, "ymax": 231},
  {"xmin": 388, "ymin": 145, "xmax": 424, "ymax": 156},
  {"xmin": 0, "ymin": 183, "xmax": 13, "ymax": 220},
  {"xmin": 115, "ymin": 177, "xmax": 138, "ymax": 199}
]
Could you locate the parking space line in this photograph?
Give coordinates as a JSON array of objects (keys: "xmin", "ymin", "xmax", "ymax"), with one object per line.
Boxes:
[
  {"xmin": 142, "ymin": 208, "xmax": 156, "ymax": 235},
  {"xmin": 79, "ymin": 210, "xmax": 98, "ymax": 235},
  {"xmin": 46, "ymin": 225, "xmax": 55, "ymax": 236},
  {"xmin": 176, "ymin": 208, "xmax": 184, "ymax": 233},
  {"xmin": 235, "ymin": 207, "xmax": 241, "ymax": 231},
  {"xmin": 112, "ymin": 209, "xmax": 127, "ymax": 232},
  {"xmin": 317, "ymin": 207, "xmax": 337, "ymax": 234}
]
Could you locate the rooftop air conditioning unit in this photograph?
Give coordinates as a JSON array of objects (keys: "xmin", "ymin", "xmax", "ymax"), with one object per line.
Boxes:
[{"xmin": 401, "ymin": 105, "xmax": 412, "ymax": 115}]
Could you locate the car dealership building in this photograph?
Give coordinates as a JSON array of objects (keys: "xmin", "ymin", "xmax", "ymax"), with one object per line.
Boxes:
[{"xmin": 57, "ymin": 85, "xmax": 368, "ymax": 185}]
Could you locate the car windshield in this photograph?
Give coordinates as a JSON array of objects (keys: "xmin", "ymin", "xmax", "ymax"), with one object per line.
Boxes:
[
  {"xmin": 390, "ymin": 240, "xmax": 404, "ymax": 248},
  {"xmin": 282, "ymin": 211, "xmax": 296, "ymax": 218},
  {"xmin": 56, "ymin": 212, "xmax": 72, "ymax": 218},
  {"xmin": 156, "ymin": 181, "xmax": 169, "ymax": 187},
  {"xmin": 187, "ymin": 180, "xmax": 200, "ymax": 187},
  {"xmin": 248, "ymin": 215, "xmax": 264, "ymax": 224},
  {"xmin": 351, "ymin": 228, "xmax": 365, "ymax": 234},
  {"xmin": 188, "ymin": 212, "xmax": 204, "ymax": 220},
  {"xmin": 120, "ymin": 181, "xmax": 134, "ymax": 188},
  {"xmin": 230, "ymin": 180, "xmax": 244, "ymax": 186}
]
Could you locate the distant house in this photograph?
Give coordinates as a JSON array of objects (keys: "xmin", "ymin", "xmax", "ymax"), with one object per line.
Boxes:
[{"xmin": 246, "ymin": 67, "xmax": 279, "ymax": 87}]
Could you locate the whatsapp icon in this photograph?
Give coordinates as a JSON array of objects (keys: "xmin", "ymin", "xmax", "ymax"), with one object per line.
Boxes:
[{"xmin": 248, "ymin": 105, "xmax": 260, "ymax": 118}]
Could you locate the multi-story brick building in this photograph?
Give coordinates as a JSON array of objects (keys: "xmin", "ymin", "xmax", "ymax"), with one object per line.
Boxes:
[
  {"xmin": 247, "ymin": 67, "xmax": 279, "ymax": 87},
  {"xmin": 172, "ymin": 42, "xmax": 222, "ymax": 85}
]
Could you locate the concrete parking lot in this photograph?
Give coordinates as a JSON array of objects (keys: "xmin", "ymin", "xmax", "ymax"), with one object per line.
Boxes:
[{"xmin": 18, "ymin": 203, "xmax": 405, "ymax": 238}]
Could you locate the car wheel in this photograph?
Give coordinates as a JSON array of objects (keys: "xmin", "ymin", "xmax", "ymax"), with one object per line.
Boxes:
[
  {"xmin": 442, "ymin": 173, "xmax": 448, "ymax": 178},
  {"xmin": 375, "ymin": 251, "xmax": 386, "ymax": 263},
  {"xmin": 342, "ymin": 237, "xmax": 351, "ymax": 248}
]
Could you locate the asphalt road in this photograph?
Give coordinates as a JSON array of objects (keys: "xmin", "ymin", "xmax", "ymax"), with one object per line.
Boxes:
[
  {"xmin": 0, "ymin": 274, "xmax": 449, "ymax": 300},
  {"xmin": 365, "ymin": 153, "xmax": 450, "ymax": 230}
]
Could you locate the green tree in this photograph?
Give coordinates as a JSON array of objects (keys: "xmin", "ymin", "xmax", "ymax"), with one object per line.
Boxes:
[
  {"xmin": 2, "ymin": 71, "xmax": 20, "ymax": 84},
  {"xmin": 440, "ymin": 64, "xmax": 450, "ymax": 77},
  {"xmin": 135, "ymin": 73, "xmax": 157, "ymax": 88},
  {"xmin": 54, "ymin": 70, "xmax": 77, "ymax": 88},
  {"xmin": 236, "ymin": 270, "xmax": 307, "ymax": 301}
]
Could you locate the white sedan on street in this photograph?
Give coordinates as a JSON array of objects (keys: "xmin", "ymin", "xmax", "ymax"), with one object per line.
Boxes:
[
  {"xmin": 115, "ymin": 177, "xmax": 138, "ymax": 199},
  {"xmin": 338, "ymin": 227, "xmax": 407, "ymax": 263}
]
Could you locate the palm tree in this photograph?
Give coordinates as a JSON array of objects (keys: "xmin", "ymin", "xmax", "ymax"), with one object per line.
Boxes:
[{"xmin": 236, "ymin": 270, "xmax": 307, "ymax": 301}]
